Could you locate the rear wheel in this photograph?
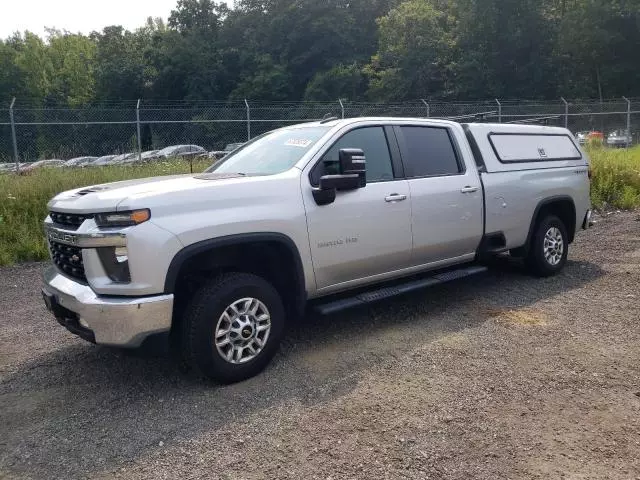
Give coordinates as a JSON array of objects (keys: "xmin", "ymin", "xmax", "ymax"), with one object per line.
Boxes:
[
  {"xmin": 181, "ymin": 272, "xmax": 285, "ymax": 383},
  {"xmin": 526, "ymin": 215, "xmax": 569, "ymax": 277}
]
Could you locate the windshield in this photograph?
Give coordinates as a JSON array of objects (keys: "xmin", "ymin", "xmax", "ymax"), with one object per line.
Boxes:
[{"xmin": 206, "ymin": 126, "xmax": 330, "ymax": 176}]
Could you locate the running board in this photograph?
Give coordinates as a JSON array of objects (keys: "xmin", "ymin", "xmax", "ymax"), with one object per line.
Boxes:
[{"xmin": 314, "ymin": 265, "xmax": 488, "ymax": 315}]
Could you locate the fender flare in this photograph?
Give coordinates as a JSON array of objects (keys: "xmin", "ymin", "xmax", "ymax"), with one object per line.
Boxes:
[
  {"xmin": 523, "ymin": 195, "xmax": 576, "ymax": 252},
  {"xmin": 163, "ymin": 233, "xmax": 307, "ymax": 314}
]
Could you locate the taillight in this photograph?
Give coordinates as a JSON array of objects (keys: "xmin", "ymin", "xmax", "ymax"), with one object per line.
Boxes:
[{"xmin": 588, "ymin": 167, "xmax": 592, "ymax": 180}]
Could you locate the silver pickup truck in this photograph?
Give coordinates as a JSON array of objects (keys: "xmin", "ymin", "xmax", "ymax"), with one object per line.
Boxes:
[{"xmin": 42, "ymin": 118, "xmax": 592, "ymax": 383}]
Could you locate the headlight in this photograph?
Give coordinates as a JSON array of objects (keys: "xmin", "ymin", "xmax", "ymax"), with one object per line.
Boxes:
[{"xmin": 95, "ymin": 209, "xmax": 150, "ymax": 228}]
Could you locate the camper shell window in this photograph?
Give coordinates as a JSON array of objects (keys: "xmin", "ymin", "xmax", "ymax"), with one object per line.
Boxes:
[{"xmin": 488, "ymin": 133, "xmax": 582, "ymax": 163}]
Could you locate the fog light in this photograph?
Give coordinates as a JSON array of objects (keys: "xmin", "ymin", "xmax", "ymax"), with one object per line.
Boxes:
[
  {"xmin": 114, "ymin": 246, "xmax": 128, "ymax": 263},
  {"xmin": 79, "ymin": 317, "xmax": 90, "ymax": 329},
  {"xmin": 97, "ymin": 246, "xmax": 131, "ymax": 283}
]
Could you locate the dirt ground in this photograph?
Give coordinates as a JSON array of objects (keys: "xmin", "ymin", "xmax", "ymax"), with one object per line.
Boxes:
[{"xmin": 1, "ymin": 211, "xmax": 639, "ymax": 480}]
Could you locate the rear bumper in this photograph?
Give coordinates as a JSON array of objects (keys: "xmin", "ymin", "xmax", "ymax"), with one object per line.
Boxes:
[{"xmin": 42, "ymin": 267, "xmax": 174, "ymax": 347}]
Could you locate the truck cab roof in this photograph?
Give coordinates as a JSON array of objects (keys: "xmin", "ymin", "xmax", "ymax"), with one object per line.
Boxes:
[{"xmin": 298, "ymin": 117, "xmax": 585, "ymax": 173}]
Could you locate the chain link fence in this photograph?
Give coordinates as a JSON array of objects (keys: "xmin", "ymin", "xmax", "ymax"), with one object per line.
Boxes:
[{"xmin": 1, "ymin": 98, "xmax": 638, "ymax": 167}]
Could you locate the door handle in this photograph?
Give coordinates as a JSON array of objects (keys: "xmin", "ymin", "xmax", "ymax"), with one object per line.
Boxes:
[
  {"xmin": 460, "ymin": 186, "xmax": 479, "ymax": 194},
  {"xmin": 385, "ymin": 194, "xmax": 407, "ymax": 202}
]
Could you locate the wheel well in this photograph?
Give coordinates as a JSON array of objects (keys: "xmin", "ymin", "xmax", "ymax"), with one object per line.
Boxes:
[
  {"xmin": 170, "ymin": 239, "xmax": 305, "ymax": 330},
  {"xmin": 534, "ymin": 198, "xmax": 576, "ymax": 243}
]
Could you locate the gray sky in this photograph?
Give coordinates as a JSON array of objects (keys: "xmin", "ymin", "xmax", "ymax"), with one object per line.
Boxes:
[{"xmin": 1, "ymin": 0, "xmax": 230, "ymax": 39}]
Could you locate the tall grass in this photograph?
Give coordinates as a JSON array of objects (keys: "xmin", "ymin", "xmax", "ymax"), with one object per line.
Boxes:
[
  {"xmin": 1, "ymin": 148, "xmax": 639, "ymax": 266},
  {"xmin": 587, "ymin": 146, "xmax": 640, "ymax": 210},
  {"xmin": 0, "ymin": 160, "xmax": 209, "ymax": 266}
]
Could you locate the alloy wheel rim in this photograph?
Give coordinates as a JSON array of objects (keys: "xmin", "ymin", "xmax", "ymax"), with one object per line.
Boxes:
[
  {"xmin": 214, "ymin": 298, "xmax": 271, "ymax": 364},
  {"xmin": 543, "ymin": 227, "xmax": 564, "ymax": 266}
]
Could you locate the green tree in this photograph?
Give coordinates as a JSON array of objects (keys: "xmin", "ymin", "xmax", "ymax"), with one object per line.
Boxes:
[
  {"xmin": 47, "ymin": 30, "xmax": 96, "ymax": 106},
  {"xmin": 223, "ymin": 0, "xmax": 396, "ymax": 99},
  {"xmin": 453, "ymin": 0, "xmax": 557, "ymax": 99},
  {"xmin": 154, "ymin": 0, "xmax": 231, "ymax": 101},
  {"xmin": 0, "ymin": 37, "xmax": 26, "ymax": 102},
  {"xmin": 169, "ymin": 0, "xmax": 227, "ymax": 33},
  {"xmin": 2, "ymin": 0, "xmax": 640, "ymax": 108},
  {"xmin": 365, "ymin": 0, "xmax": 456, "ymax": 101},
  {"xmin": 304, "ymin": 63, "xmax": 367, "ymax": 101},
  {"xmin": 92, "ymin": 26, "xmax": 148, "ymax": 101},
  {"xmin": 229, "ymin": 54, "xmax": 292, "ymax": 100},
  {"xmin": 14, "ymin": 32, "xmax": 53, "ymax": 101},
  {"xmin": 554, "ymin": 0, "xmax": 640, "ymax": 98}
]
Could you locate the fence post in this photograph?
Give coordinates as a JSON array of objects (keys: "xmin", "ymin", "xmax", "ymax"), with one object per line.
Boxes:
[
  {"xmin": 495, "ymin": 98, "xmax": 502, "ymax": 123},
  {"xmin": 622, "ymin": 96, "xmax": 631, "ymax": 147},
  {"xmin": 136, "ymin": 99, "xmax": 142, "ymax": 162},
  {"xmin": 9, "ymin": 97, "xmax": 19, "ymax": 172},
  {"xmin": 421, "ymin": 99, "xmax": 430, "ymax": 118},
  {"xmin": 561, "ymin": 97, "xmax": 569, "ymax": 129},
  {"xmin": 244, "ymin": 99, "xmax": 251, "ymax": 141},
  {"xmin": 338, "ymin": 98, "xmax": 345, "ymax": 119}
]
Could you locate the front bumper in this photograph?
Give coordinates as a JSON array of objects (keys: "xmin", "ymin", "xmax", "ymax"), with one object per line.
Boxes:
[{"xmin": 42, "ymin": 267, "xmax": 174, "ymax": 347}]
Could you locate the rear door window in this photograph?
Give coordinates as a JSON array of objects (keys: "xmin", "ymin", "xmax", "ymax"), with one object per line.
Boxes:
[{"xmin": 396, "ymin": 126, "xmax": 462, "ymax": 177}]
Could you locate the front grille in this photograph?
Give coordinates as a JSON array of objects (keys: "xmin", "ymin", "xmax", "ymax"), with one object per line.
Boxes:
[
  {"xmin": 49, "ymin": 240, "xmax": 87, "ymax": 282},
  {"xmin": 49, "ymin": 211, "xmax": 93, "ymax": 231}
]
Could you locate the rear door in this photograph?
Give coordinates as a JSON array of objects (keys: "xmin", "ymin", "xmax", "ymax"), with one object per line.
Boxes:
[{"xmin": 394, "ymin": 125, "xmax": 483, "ymax": 266}]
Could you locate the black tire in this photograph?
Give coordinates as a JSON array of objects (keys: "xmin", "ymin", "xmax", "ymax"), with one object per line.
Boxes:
[
  {"xmin": 525, "ymin": 215, "xmax": 569, "ymax": 277},
  {"xmin": 181, "ymin": 272, "xmax": 285, "ymax": 384}
]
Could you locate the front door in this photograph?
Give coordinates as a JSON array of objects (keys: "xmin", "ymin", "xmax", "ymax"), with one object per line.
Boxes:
[{"xmin": 303, "ymin": 126, "xmax": 413, "ymax": 292}]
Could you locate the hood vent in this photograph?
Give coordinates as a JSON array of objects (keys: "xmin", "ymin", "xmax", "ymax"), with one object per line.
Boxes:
[{"xmin": 76, "ymin": 186, "xmax": 110, "ymax": 197}]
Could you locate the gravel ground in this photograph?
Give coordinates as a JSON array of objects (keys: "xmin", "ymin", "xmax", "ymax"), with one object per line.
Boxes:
[{"xmin": 1, "ymin": 211, "xmax": 639, "ymax": 480}]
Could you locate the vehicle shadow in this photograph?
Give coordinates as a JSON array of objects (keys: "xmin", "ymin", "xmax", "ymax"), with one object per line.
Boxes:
[{"xmin": 0, "ymin": 258, "xmax": 603, "ymax": 478}]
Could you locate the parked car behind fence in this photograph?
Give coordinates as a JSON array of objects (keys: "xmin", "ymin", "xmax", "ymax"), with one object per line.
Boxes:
[
  {"xmin": 145, "ymin": 145, "xmax": 207, "ymax": 161},
  {"xmin": 0, "ymin": 163, "xmax": 15, "ymax": 174},
  {"xmin": 21, "ymin": 159, "xmax": 66, "ymax": 172},
  {"xmin": 575, "ymin": 132, "xmax": 588, "ymax": 145},
  {"xmin": 209, "ymin": 142, "xmax": 246, "ymax": 160},
  {"xmin": 92, "ymin": 155, "xmax": 119, "ymax": 166},
  {"xmin": 140, "ymin": 150, "xmax": 161, "ymax": 161},
  {"xmin": 606, "ymin": 130, "xmax": 632, "ymax": 148},
  {"xmin": 64, "ymin": 156, "xmax": 98, "ymax": 167},
  {"xmin": 111, "ymin": 153, "xmax": 138, "ymax": 164}
]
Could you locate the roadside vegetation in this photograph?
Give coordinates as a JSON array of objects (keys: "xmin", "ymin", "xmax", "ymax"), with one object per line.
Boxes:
[
  {"xmin": 0, "ymin": 159, "xmax": 209, "ymax": 265},
  {"xmin": 1, "ymin": 148, "xmax": 638, "ymax": 266},
  {"xmin": 588, "ymin": 145, "xmax": 640, "ymax": 211}
]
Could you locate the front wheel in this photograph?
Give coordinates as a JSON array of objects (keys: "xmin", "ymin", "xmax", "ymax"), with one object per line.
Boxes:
[
  {"xmin": 526, "ymin": 215, "xmax": 569, "ymax": 277},
  {"xmin": 181, "ymin": 273, "xmax": 285, "ymax": 384}
]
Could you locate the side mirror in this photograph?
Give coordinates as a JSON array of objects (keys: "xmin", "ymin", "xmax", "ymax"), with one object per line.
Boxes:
[
  {"xmin": 319, "ymin": 174, "xmax": 361, "ymax": 191},
  {"xmin": 339, "ymin": 148, "xmax": 366, "ymax": 176},
  {"xmin": 312, "ymin": 148, "xmax": 367, "ymax": 206}
]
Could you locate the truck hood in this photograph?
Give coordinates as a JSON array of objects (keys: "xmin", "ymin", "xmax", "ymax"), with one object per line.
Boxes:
[{"xmin": 47, "ymin": 173, "xmax": 246, "ymax": 213}]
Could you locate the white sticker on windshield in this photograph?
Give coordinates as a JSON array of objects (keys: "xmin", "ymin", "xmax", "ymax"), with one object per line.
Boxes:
[{"xmin": 285, "ymin": 139, "xmax": 313, "ymax": 148}]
